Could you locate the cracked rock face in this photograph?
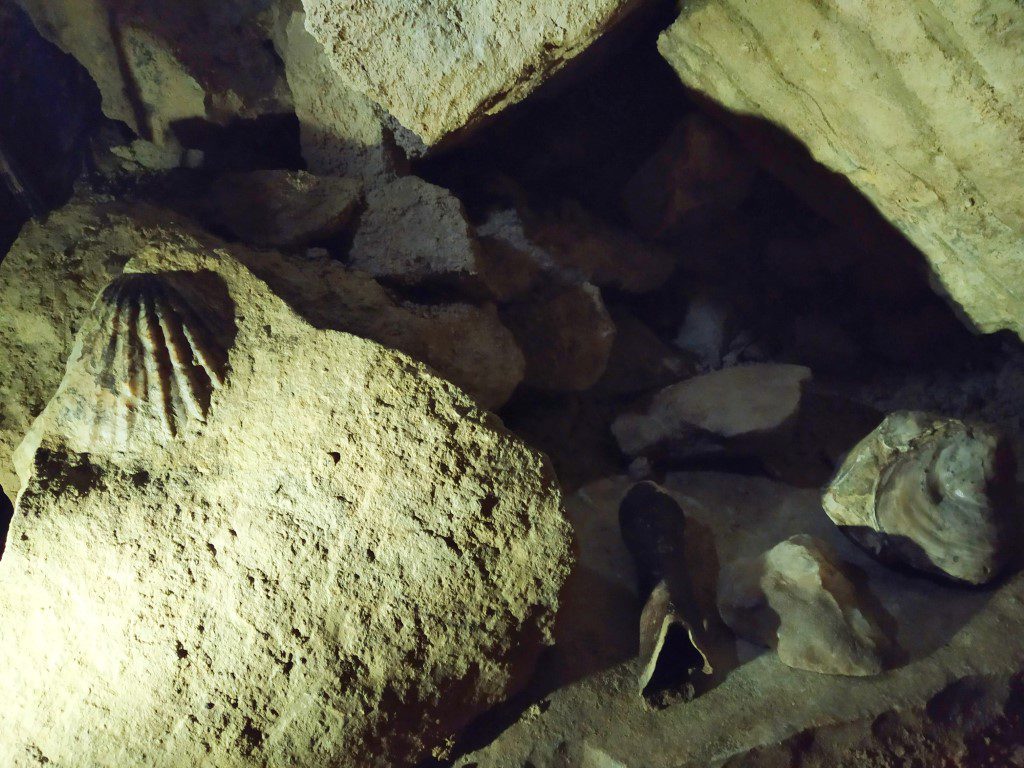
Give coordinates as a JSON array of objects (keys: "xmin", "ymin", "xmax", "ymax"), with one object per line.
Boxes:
[
  {"xmin": 718, "ymin": 535, "xmax": 892, "ymax": 677},
  {"xmin": 823, "ymin": 411, "xmax": 1019, "ymax": 586},
  {"xmin": 300, "ymin": 0, "xmax": 643, "ymax": 144},
  {"xmin": 658, "ymin": 0, "xmax": 1024, "ymax": 338},
  {"xmin": 0, "ymin": 243, "xmax": 571, "ymax": 768}
]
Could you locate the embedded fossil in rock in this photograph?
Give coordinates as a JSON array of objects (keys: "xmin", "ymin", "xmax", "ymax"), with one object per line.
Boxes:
[
  {"xmin": 823, "ymin": 412, "xmax": 1019, "ymax": 585},
  {"xmin": 72, "ymin": 272, "xmax": 233, "ymax": 452}
]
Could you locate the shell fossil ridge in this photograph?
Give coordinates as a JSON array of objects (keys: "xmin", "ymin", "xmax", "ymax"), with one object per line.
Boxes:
[{"xmin": 74, "ymin": 271, "xmax": 235, "ymax": 451}]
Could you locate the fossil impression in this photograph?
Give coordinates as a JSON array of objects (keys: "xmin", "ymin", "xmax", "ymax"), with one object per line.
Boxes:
[
  {"xmin": 823, "ymin": 412, "xmax": 1019, "ymax": 585},
  {"xmin": 68, "ymin": 271, "xmax": 233, "ymax": 452}
]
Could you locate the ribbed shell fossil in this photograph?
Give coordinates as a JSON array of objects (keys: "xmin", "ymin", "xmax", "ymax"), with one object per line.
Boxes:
[
  {"xmin": 73, "ymin": 272, "xmax": 232, "ymax": 452},
  {"xmin": 823, "ymin": 412, "xmax": 1018, "ymax": 585}
]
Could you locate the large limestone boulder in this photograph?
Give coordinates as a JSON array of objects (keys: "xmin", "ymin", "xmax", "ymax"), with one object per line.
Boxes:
[
  {"xmin": 658, "ymin": 1, "xmax": 1024, "ymax": 337},
  {"xmin": 301, "ymin": 0, "xmax": 644, "ymax": 144},
  {"xmin": 0, "ymin": 195, "xmax": 525, "ymax": 496},
  {"xmin": 0, "ymin": 240, "xmax": 571, "ymax": 767}
]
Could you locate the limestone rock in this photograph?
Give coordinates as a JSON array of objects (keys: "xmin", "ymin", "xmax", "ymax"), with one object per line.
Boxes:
[
  {"xmin": 1, "ymin": 240, "xmax": 571, "ymax": 767},
  {"xmin": 456, "ymin": 472, "xmax": 1024, "ymax": 766},
  {"xmin": 502, "ymin": 283, "xmax": 617, "ymax": 392},
  {"xmin": 16, "ymin": 0, "xmax": 291, "ymax": 143},
  {"xmin": 0, "ymin": 197, "xmax": 154, "ymax": 495},
  {"xmin": 612, "ymin": 363, "xmax": 811, "ymax": 457},
  {"xmin": 823, "ymin": 412, "xmax": 1019, "ymax": 585},
  {"xmin": 270, "ymin": 6, "xmax": 402, "ymax": 183},
  {"xmin": 0, "ymin": 198, "xmax": 525, "ymax": 496},
  {"xmin": 524, "ymin": 201, "xmax": 677, "ymax": 294},
  {"xmin": 658, "ymin": 1, "xmax": 1024, "ymax": 338},
  {"xmin": 718, "ymin": 535, "xmax": 891, "ymax": 677},
  {"xmin": 300, "ymin": 0, "xmax": 644, "ymax": 144},
  {"xmin": 204, "ymin": 170, "xmax": 363, "ymax": 249},
  {"xmin": 348, "ymin": 176, "xmax": 486, "ymax": 291},
  {"xmin": 241, "ymin": 250, "xmax": 525, "ymax": 410},
  {"xmin": 623, "ymin": 112, "xmax": 755, "ymax": 240},
  {"xmin": 592, "ymin": 307, "xmax": 691, "ymax": 397}
]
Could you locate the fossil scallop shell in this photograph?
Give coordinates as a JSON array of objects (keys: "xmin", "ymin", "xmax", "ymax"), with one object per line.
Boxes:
[{"xmin": 75, "ymin": 272, "xmax": 232, "ymax": 451}]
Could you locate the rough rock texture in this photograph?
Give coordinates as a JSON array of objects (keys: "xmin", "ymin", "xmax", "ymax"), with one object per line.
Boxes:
[
  {"xmin": 457, "ymin": 473, "xmax": 1024, "ymax": 766},
  {"xmin": 0, "ymin": 195, "xmax": 526, "ymax": 497},
  {"xmin": 349, "ymin": 176, "xmax": 486, "ymax": 290},
  {"xmin": 301, "ymin": 0, "xmax": 643, "ymax": 144},
  {"xmin": 204, "ymin": 170, "xmax": 363, "ymax": 249},
  {"xmin": 502, "ymin": 283, "xmax": 617, "ymax": 392},
  {"xmin": 239, "ymin": 250, "xmax": 525, "ymax": 410},
  {"xmin": 658, "ymin": 1, "xmax": 1024, "ymax": 337},
  {"xmin": 270, "ymin": 5, "xmax": 402, "ymax": 184},
  {"xmin": 823, "ymin": 411, "xmax": 1019, "ymax": 585},
  {"xmin": 0, "ymin": 198, "xmax": 149, "ymax": 495},
  {"xmin": 16, "ymin": 0, "xmax": 291, "ymax": 143},
  {"xmin": 0, "ymin": 239, "xmax": 571, "ymax": 767},
  {"xmin": 719, "ymin": 535, "xmax": 891, "ymax": 676},
  {"xmin": 611, "ymin": 363, "xmax": 811, "ymax": 456}
]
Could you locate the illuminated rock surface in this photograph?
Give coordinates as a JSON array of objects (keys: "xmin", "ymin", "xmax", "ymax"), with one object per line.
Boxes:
[
  {"xmin": 0, "ymin": 196, "xmax": 525, "ymax": 495},
  {"xmin": 456, "ymin": 473, "xmax": 1024, "ymax": 767},
  {"xmin": 0, "ymin": 242, "xmax": 571, "ymax": 767},
  {"xmin": 658, "ymin": 0, "xmax": 1024, "ymax": 337},
  {"xmin": 300, "ymin": 0, "xmax": 644, "ymax": 144},
  {"xmin": 823, "ymin": 411, "xmax": 1018, "ymax": 585}
]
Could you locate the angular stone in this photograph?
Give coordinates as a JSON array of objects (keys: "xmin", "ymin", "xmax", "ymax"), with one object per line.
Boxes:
[
  {"xmin": 658, "ymin": 1, "xmax": 1024, "ymax": 338},
  {"xmin": 1, "ymin": 240, "xmax": 571, "ymax": 767},
  {"xmin": 301, "ymin": 0, "xmax": 643, "ymax": 144},
  {"xmin": 718, "ymin": 535, "xmax": 891, "ymax": 676},
  {"xmin": 204, "ymin": 169, "xmax": 363, "ymax": 249},
  {"xmin": 348, "ymin": 176, "xmax": 485, "ymax": 291},
  {"xmin": 270, "ymin": 5, "xmax": 402, "ymax": 184},
  {"xmin": 823, "ymin": 412, "xmax": 1019, "ymax": 585},
  {"xmin": 611, "ymin": 363, "xmax": 811, "ymax": 457},
  {"xmin": 0, "ymin": 196, "xmax": 147, "ymax": 496},
  {"xmin": 17, "ymin": 0, "xmax": 291, "ymax": 143},
  {"xmin": 0, "ymin": 196, "xmax": 525, "ymax": 498},
  {"xmin": 623, "ymin": 112, "xmax": 755, "ymax": 240},
  {"xmin": 456, "ymin": 472, "xmax": 1024, "ymax": 766},
  {"xmin": 501, "ymin": 283, "xmax": 617, "ymax": 392}
]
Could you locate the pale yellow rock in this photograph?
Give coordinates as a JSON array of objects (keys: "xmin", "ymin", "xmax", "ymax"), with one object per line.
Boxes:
[
  {"xmin": 0, "ymin": 196, "xmax": 525, "ymax": 496},
  {"xmin": 204, "ymin": 169, "xmax": 363, "ymax": 249},
  {"xmin": 16, "ymin": 0, "xmax": 291, "ymax": 142},
  {"xmin": 457, "ymin": 473, "xmax": 1024, "ymax": 767},
  {"xmin": 611, "ymin": 363, "xmax": 811, "ymax": 456},
  {"xmin": 719, "ymin": 535, "xmax": 890, "ymax": 676},
  {"xmin": 271, "ymin": 6, "xmax": 400, "ymax": 183},
  {"xmin": 658, "ymin": 0, "xmax": 1024, "ymax": 337},
  {"xmin": 0, "ymin": 198, "xmax": 153, "ymax": 496},
  {"xmin": 301, "ymin": 0, "xmax": 644, "ymax": 143},
  {"xmin": 1, "ymin": 242, "xmax": 571, "ymax": 767}
]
